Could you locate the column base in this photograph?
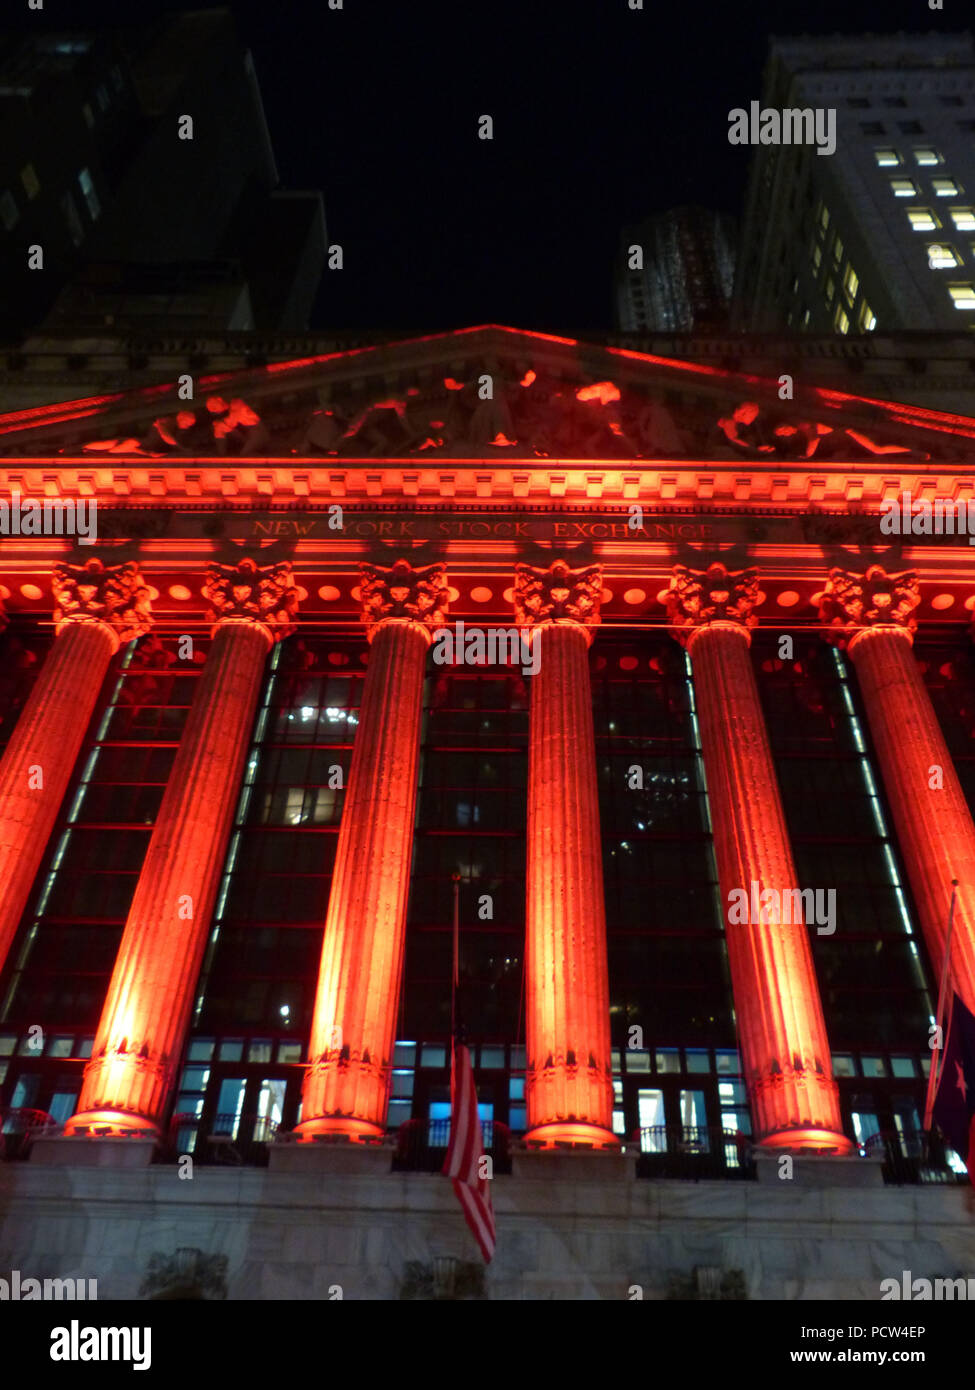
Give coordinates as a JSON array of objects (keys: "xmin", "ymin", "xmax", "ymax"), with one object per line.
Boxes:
[
  {"xmin": 523, "ymin": 1121, "xmax": 620, "ymax": 1151},
  {"xmin": 754, "ymin": 1151, "xmax": 883, "ymax": 1185},
  {"xmin": 753, "ymin": 1126, "xmax": 855, "ymax": 1156},
  {"xmin": 291, "ymin": 1116, "xmax": 385, "ymax": 1145},
  {"xmin": 62, "ymin": 1109, "xmax": 160, "ymax": 1142},
  {"xmin": 31, "ymin": 1136, "xmax": 156, "ymax": 1167}
]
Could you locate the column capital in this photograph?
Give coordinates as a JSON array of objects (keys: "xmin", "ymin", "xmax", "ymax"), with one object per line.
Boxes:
[
  {"xmin": 513, "ymin": 559, "xmax": 603, "ymax": 641},
  {"xmin": 203, "ymin": 557, "xmax": 299, "ymax": 644},
  {"xmin": 52, "ymin": 558, "xmax": 153, "ymax": 650},
  {"xmin": 666, "ymin": 561, "xmax": 760, "ymax": 647},
  {"xmin": 358, "ymin": 558, "xmax": 449, "ymax": 642},
  {"xmin": 819, "ymin": 564, "xmax": 920, "ymax": 649}
]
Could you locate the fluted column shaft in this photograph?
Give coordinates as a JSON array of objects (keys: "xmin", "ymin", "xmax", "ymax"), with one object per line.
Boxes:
[
  {"xmin": 0, "ymin": 561, "xmax": 151, "ymax": 979},
  {"xmin": 298, "ymin": 621, "xmax": 430, "ymax": 1138},
  {"xmin": 685, "ymin": 623, "xmax": 849, "ymax": 1149},
  {"xmin": 848, "ymin": 627, "xmax": 975, "ymax": 1009},
  {"xmin": 297, "ymin": 559, "xmax": 448, "ymax": 1141},
  {"xmin": 67, "ymin": 622, "xmax": 272, "ymax": 1135},
  {"xmin": 67, "ymin": 558, "xmax": 296, "ymax": 1137},
  {"xmin": 524, "ymin": 621, "xmax": 616, "ymax": 1144}
]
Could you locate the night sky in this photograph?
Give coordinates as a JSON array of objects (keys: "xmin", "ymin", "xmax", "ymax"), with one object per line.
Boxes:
[{"xmin": 28, "ymin": 0, "xmax": 946, "ymax": 331}]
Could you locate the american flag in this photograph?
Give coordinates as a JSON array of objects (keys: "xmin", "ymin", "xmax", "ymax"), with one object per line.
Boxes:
[{"xmin": 443, "ymin": 1042, "xmax": 496, "ymax": 1263}]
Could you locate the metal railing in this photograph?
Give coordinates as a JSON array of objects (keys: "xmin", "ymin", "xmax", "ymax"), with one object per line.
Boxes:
[
  {"xmin": 860, "ymin": 1130, "xmax": 968, "ymax": 1185},
  {"xmin": 0, "ymin": 1108, "xmax": 62, "ymax": 1159},
  {"xmin": 158, "ymin": 1112, "xmax": 280, "ymax": 1165},
  {"xmin": 393, "ymin": 1117, "xmax": 512, "ymax": 1174},
  {"xmin": 633, "ymin": 1126, "xmax": 756, "ymax": 1179}
]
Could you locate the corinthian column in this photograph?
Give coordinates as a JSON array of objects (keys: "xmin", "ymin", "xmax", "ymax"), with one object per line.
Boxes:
[
  {"xmin": 516, "ymin": 559, "xmax": 616, "ymax": 1148},
  {"xmin": 66, "ymin": 559, "xmax": 297, "ymax": 1138},
  {"xmin": 667, "ymin": 562, "xmax": 850, "ymax": 1152},
  {"xmin": 0, "ymin": 559, "xmax": 152, "ymax": 978},
  {"xmin": 296, "ymin": 559, "xmax": 448, "ymax": 1142},
  {"xmin": 821, "ymin": 564, "xmax": 975, "ymax": 1013}
]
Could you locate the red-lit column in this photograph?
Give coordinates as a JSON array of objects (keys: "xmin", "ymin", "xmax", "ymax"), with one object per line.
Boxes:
[
  {"xmin": 66, "ymin": 559, "xmax": 298, "ymax": 1138},
  {"xmin": 296, "ymin": 560, "xmax": 449, "ymax": 1142},
  {"xmin": 0, "ymin": 559, "xmax": 151, "ymax": 978},
  {"xmin": 821, "ymin": 564, "xmax": 975, "ymax": 1013},
  {"xmin": 516, "ymin": 560, "xmax": 617, "ymax": 1148},
  {"xmin": 668, "ymin": 562, "xmax": 850, "ymax": 1152}
]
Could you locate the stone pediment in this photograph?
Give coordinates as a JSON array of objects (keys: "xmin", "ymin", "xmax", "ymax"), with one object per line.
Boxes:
[{"xmin": 0, "ymin": 324, "xmax": 973, "ymax": 464}]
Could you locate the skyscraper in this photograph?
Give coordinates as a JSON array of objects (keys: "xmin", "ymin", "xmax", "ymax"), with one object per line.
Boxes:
[
  {"xmin": 732, "ymin": 32, "xmax": 975, "ymax": 334},
  {"xmin": 0, "ymin": 10, "xmax": 327, "ymax": 339},
  {"xmin": 616, "ymin": 206, "xmax": 736, "ymax": 332}
]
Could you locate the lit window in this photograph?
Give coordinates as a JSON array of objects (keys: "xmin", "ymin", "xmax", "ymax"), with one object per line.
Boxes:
[
  {"xmin": 811, "ymin": 242, "xmax": 822, "ymax": 272},
  {"xmin": 834, "ymin": 304, "xmax": 850, "ymax": 334},
  {"xmin": 20, "ymin": 163, "xmax": 39, "ymax": 200},
  {"xmin": 859, "ymin": 300, "xmax": 877, "ymax": 331},
  {"xmin": 817, "ymin": 201, "xmax": 830, "ymax": 234},
  {"xmin": 907, "ymin": 208, "xmax": 940, "ymax": 231},
  {"xmin": 0, "ymin": 190, "xmax": 18, "ymax": 232},
  {"xmin": 824, "ymin": 276, "xmax": 836, "ymax": 306},
  {"xmin": 843, "ymin": 265, "xmax": 859, "ymax": 300},
  {"xmin": 890, "ymin": 178, "xmax": 918, "ymax": 197},
  {"xmin": 874, "ymin": 148, "xmax": 901, "ymax": 166},
  {"xmin": 802, "ymin": 307, "xmax": 811, "ymax": 326},
  {"xmin": 60, "ymin": 191, "xmax": 84, "ymax": 247},
  {"xmin": 928, "ymin": 243, "xmax": 960, "ymax": 268},
  {"xmin": 78, "ymin": 168, "xmax": 100, "ymax": 221},
  {"xmin": 832, "ymin": 233, "xmax": 843, "ymax": 264},
  {"xmin": 951, "ymin": 207, "xmax": 975, "ymax": 230},
  {"xmin": 933, "ymin": 178, "xmax": 961, "ymax": 197},
  {"xmin": 913, "ymin": 148, "xmax": 942, "ymax": 166},
  {"xmin": 949, "ymin": 284, "xmax": 975, "ymax": 309}
]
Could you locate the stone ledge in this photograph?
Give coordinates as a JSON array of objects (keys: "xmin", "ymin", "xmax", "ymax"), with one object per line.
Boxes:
[
  {"xmin": 511, "ymin": 1147, "xmax": 639, "ymax": 1182},
  {"xmin": 29, "ymin": 1136, "xmax": 156, "ymax": 1168},
  {"xmin": 754, "ymin": 1151, "xmax": 884, "ymax": 1187},
  {"xmin": 268, "ymin": 1140, "xmax": 393, "ymax": 1176}
]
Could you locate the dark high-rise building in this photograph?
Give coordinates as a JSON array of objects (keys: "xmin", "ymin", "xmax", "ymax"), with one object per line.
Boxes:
[
  {"xmin": 0, "ymin": 10, "xmax": 327, "ymax": 339},
  {"xmin": 732, "ymin": 32, "xmax": 975, "ymax": 334},
  {"xmin": 616, "ymin": 207, "xmax": 736, "ymax": 332}
]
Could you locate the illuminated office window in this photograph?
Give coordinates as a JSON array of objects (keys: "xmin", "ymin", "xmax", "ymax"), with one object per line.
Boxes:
[
  {"xmin": 927, "ymin": 243, "xmax": 960, "ymax": 269},
  {"xmin": 932, "ymin": 178, "xmax": 961, "ymax": 197},
  {"xmin": 907, "ymin": 208, "xmax": 939, "ymax": 231},
  {"xmin": 948, "ymin": 283, "xmax": 975, "ymax": 309},
  {"xmin": 950, "ymin": 207, "xmax": 975, "ymax": 231},
  {"xmin": 874, "ymin": 148, "xmax": 901, "ymax": 166},
  {"xmin": 890, "ymin": 178, "xmax": 918, "ymax": 197}
]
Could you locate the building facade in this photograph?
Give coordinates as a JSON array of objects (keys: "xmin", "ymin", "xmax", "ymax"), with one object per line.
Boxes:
[
  {"xmin": 616, "ymin": 207, "xmax": 736, "ymax": 333},
  {"xmin": 732, "ymin": 32, "xmax": 975, "ymax": 335},
  {"xmin": 0, "ymin": 324, "xmax": 973, "ymax": 1299},
  {"xmin": 0, "ymin": 10, "xmax": 327, "ymax": 339}
]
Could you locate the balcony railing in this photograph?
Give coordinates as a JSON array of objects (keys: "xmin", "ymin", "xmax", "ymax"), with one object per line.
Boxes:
[
  {"xmin": 633, "ymin": 1126, "xmax": 756, "ymax": 1179},
  {"xmin": 0, "ymin": 1108, "xmax": 61, "ymax": 1159},
  {"xmin": 392, "ymin": 1117, "xmax": 513, "ymax": 1174},
  {"xmin": 157, "ymin": 1112, "xmax": 280, "ymax": 1165},
  {"xmin": 860, "ymin": 1130, "xmax": 968, "ymax": 1185}
]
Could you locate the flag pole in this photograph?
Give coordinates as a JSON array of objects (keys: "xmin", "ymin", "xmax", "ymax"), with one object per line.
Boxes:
[
  {"xmin": 451, "ymin": 872, "xmax": 461, "ymax": 1048},
  {"xmin": 923, "ymin": 879, "xmax": 958, "ymax": 1133}
]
